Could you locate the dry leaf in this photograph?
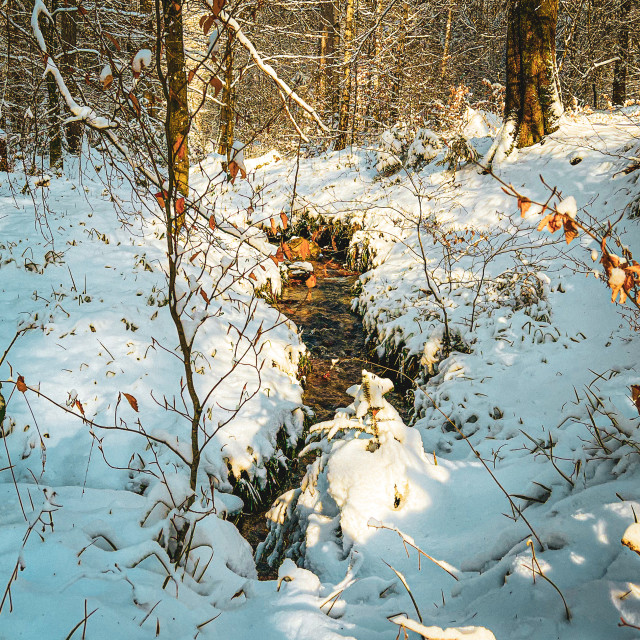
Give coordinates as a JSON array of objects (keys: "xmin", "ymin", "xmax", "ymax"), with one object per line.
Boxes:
[
  {"xmin": 631, "ymin": 385, "xmax": 640, "ymax": 415},
  {"xmin": 122, "ymin": 392, "xmax": 139, "ymax": 412},
  {"xmin": 209, "ymin": 215, "xmax": 216, "ymax": 231},
  {"xmin": 280, "ymin": 212, "xmax": 288, "ymax": 230},
  {"xmin": 200, "ymin": 288, "xmax": 210, "ymax": 303},
  {"xmin": 518, "ymin": 197, "xmax": 532, "ymax": 217},
  {"xmin": 16, "ymin": 376, "xmax": 27, "ymax": 393},
  {"xmin": 305, "ymin": 274, "xmax": 317, "ymax": 288},
  {"xmin": 270, "ymin": 217, "xmax": 277, "ymax": 235},
  {"xmin": 210, "ymin": 76, "xmax": 223, "ymax": 97},
  {"xmin": 248, "ymin": 272, "xmax": 257, "ymax": 281},
  {"xmin": 74, "ymin": 398, "xmax": 85, "ymax": 416}
]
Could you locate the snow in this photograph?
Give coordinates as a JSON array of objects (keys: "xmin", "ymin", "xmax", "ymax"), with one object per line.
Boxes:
[
  {"xmin": 132, "ymin": 49, "xmax": 152, "ymax": 75},
  {"xmin": 2, "ymin": 108, "xmax": 640, "ymax": 639}
]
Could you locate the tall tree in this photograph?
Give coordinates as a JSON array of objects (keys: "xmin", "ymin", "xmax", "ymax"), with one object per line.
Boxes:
[
  {"xmin": 335, "ymin": 0, "xmax": 355, "ymax": 150},
  {"xmin": 612, "ymin": 0, "xmax": 630, "ymax": 106},
  {"xmin": 60, "ymin": 8, "xmax": 82, "ymax": 155},
  {"xmin": 485, "ymin": 0, "xmax": 563, "ymax": 163},
  {"xmin": 163, "ymin": 0, "xmax": 189, "ymax": 196},
  {"xmin": 44, "ymin": 0, "xmax": 63, "ymax": 169}
]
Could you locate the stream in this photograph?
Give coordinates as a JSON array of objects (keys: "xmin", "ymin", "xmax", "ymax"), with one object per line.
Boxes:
[{"xmin": 237, "ymin": 257, "xmax": 409, "ymax": 579}]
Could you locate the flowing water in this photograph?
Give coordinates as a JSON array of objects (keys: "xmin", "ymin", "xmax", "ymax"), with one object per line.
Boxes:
[{"xmin": 237, "ymin": 258, "xmax": 409, "ymax": 578}]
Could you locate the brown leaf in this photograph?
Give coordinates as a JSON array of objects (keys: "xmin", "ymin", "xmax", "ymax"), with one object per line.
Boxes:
[
  {"xmin": 200, "ymin": 288, "xmax": 210, "ymax": 303},
  {"xmin": 298, "ymin": 238, "xmax": 311, "ymax": 260},
  {"xmin": 275, "ymin": 247, "xmax": 285, "ymax": 262},
  {"xmin": 154, "ymin": 191, "xmax": 167, "ymax": 208},
  {"xmin": 209, "ymin": 215, "xmax": 216, "ymax": 231},
  {"xmin": 173, "ymin": 134, "xmax": 186, "ymax": 162},
  {"xmin": 269, "ymin": 254, "xmax": 279, "ymax": 265},
  {"xmin": 74, "ymin": 398, "xmax": 85, "ymax": 416},
  {"xmin": 518, "ymin": 197, "xmax": 532, "ymax": 218},
  {"xmin": 563, "ymin": 218, "xmax": 579, "ymax": 244},
  {"xmin": 282, "ymin": 243, "xmax": 292, "ymax": 260},
  {"xmin": 248, "ymin": 272, "xmax": 257, "ymax": 281},
  {"xmin": 305, "ymin": 274, "xmax": 317, "ymax": 288},
  {"xmin": 228, "ymin": 160, "xmax": 239, "ymax": 184},
  {"xmin": 128, "ymin": 92, "xmax": 141, "ymax": 117},
  {"xmin": 211, "ymin": 0, "xmax": 225, "ymax": 17},
  {"xmin": 270, "ymin": 217, "xmax": 277, "ymax": 235},
  {"xmin": 202, "ymin": 14, "xmax": 215, "ymax": 35},
  {"xmin": 188, "ymin": 69, "xmax": 196, "ymax": 84},
  {"xmin": 175, "ymin": 197, "xmax": 185, "ymax": 215},
  {"xmin": 105, "ymin": 33, "xmax": 121, "ymax": 51},
  {"xmin": 16, "ymin": 376, "xmax": 27, "ymax": 393},
  {"xmin": 210, "ymin": 76, "xmax": 223, "ymax": 97},
  {"xmin": 631, "ymin": 385, "xmax": 640, "ymax": 415},
  {"xmin": 279, "ymin": 212, "xmax": 288, "ymax": 230},
  {"xmin": 102, "ymin": 74, "xmax": 113, "ymax": 90},
  {"xmin": 122, "ymin": 392, "xmax": 139, "ymax": 412},
  {"xmin": 78, "ymin": 4, "xmax": 88, "ymax": 16}
]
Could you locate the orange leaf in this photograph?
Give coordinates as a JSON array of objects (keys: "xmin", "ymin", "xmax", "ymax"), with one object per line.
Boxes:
[
  {"xmin": 518, "ymin": 197, "xmax": 532, "ymax": 218},
  {"xmin": 154, "ymin": 191, "xmax": 167, "ymax": 208},
  {"xmin": 16, "ymin": 376, "xmax": 27, "ymax": 393},
  {"xmin": 563, "ymin": 218, "xmax": 579, "ymax": 244},
  {"xmin": 122, "ymin": 392, "xmax": 139, "ymax": 412},
  {"xmin": 270, "ymin": 217, "xmax": 277, "ymax": 235},
  {"xmin": 305, "ymin": 274, "xmax": 317, "ymax": 288},
  {"xmin": 275, "ymin": 247, "xmax": 285, "ymax": 262},
  {"xmin": 269, "ymin": 254, "xmax": 279, "ymax": 265},
  {"xmin": 280, "ymin": 212, "xmax": 288, "ymax": 230},
  {"xmin": 175, "ymin": 197, "xmax": 185, "ymax": 215},
  {"xmin": 200, "ymin": 288, "xmax": 210, "ymax": 303},
  {"xmin": 188, "ymin": 69, "xmax": 196, "ymax": 84},
  {"xmin": 248, "ymin": 272, "xmax": 257, "ymax": 281},
  {"xmin": 209, "ymin": 215, "xmax": 216, "ymax": 231},
  {"xmin": 74, "ymin": 398, "xmax": 85, "ymax": 416},
  {"xmin": 282, "ymin": 243, "xmax": 292, "ymax": 260}
]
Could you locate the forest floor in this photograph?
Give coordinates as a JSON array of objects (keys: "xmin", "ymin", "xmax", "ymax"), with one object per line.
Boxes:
[{"xmin": 0, "ymin": 107, "xmax": 639, "ymax": 639}]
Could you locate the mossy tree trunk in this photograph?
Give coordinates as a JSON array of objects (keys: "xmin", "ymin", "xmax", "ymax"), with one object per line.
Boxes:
[
  {"xmin": 163, "ymin": 0, "xmax": 189, "ymax": 196},
  {"xmin": 505, "ymin": 0, "xmax": 562, "ymax": 148},
  {"xmin": 335, "ymin": 0, "xmax": 355, "ymax": 150},
  {"xmin": 486, "ymin": 0, "xmax": 563, "ymax": 163}
]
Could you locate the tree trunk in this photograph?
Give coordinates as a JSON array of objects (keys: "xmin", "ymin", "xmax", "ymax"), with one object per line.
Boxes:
[
  {"xmin": 164, "ymin": 0, "xmax": 189, "ymax": 196},
  {"xmin": 318, "ymin": 0, "xmax": 337, "ymax": 117},
  {"xmin": 485, "ymin": 0, "xmax": 563, "ymax": 163},
  {"xmin": 44, "ymin": 0, "xmax": 63, "ymax": 169},
  {"xmin": 60, "ymin": 8, "xmax": 82, "ymax": 155},
  {"xmin": 335, "ymin": 0, "xmax": 355, "ymax": 150},
  {"xmin": 389, "ymin": 1, "xmax": 409, "ymax": 125},
  {"xmin": 217, "ymin": 42, "xmax": 235, "ymax": 159},
  {"xmin": 612, "ymin": 0, "xmax": 630, "ymax": 106},
  {"xmin": 441, "ymin": 6, "xmax": 454, "ymax": 80}
]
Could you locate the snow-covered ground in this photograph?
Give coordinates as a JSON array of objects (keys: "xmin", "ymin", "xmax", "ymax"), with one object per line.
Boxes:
[{"xmin": 1, "ymin": 108, "xmax": 640, "ymax": 639}]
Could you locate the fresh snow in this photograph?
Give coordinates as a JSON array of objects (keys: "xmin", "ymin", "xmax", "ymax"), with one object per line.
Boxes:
[{"xmin": 1, "ymin": 108, "xmax": 640, "ymax": 639}]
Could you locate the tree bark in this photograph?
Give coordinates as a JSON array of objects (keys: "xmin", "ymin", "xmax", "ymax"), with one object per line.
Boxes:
[
  {"xmin": 44, "ymin": 0, "xmax": 63, "ymax": 169},
  {"xmin": 217, "ymin": 41, "xmax": 235, "ymax": 159},
  {"xmin": 60, "ymin": 8, "xmax": 82, "ymax": 155},
  {"xmin": 335, "ymin": 0, "xmax": 355, "ymax": 150},
  {"xmin": 163, "ymin": 0, "xmax": 189, "ymax": 196},
  {"xmin": 485, "ymin": 0, "xmax": 563, "ymax": 163},
  {"xmin": 318, "ymin": 0, "xmax": 337, "ymax": 117},
  {"xmin": 612, "ymin": 0, "xmax": 630, "ymax": 106},
  {"xmin": 389, "ymin": 1, "xmax": 409, "ymax": 124}
]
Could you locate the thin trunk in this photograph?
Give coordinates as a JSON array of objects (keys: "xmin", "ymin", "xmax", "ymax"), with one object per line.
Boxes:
[
  {"xmin": 612, "ymin": 0, "xmax": 630, "ymax": 105},
  {"xmin": 44, "ymin": 0, "xmax": 63, "ymax": 169},
  {"xmin": 217, "ymin": 42, "xmax": 235, "ymax": 159},
  {"xmin": 389, "ymin": 1, "xmax": 409, "ymax": 125},
  {"xmin": 60, "ymin": 8, "xmax": 82, "ymax": 155},
  {"xmin": 373, "ymin": 0, "xmax": 382, "ymax": 122},
  {"xmin": 335, "ymin": 0, "xmax": 355, "ymax": 150},
  {"xmin": 441, "ymin": 6, "xmax": 453, "ymax": 79},
  {"xmin": 319, "ymin": 0, "xmax": 336, "ymax": 116},
  {"xmin": 164, "ymin": 0, "xmax": 189, "ymax": 196}
]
